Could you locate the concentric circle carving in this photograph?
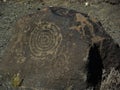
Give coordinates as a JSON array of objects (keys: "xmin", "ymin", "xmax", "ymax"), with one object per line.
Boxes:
[{"xmin": 29, "ymin": 21, "xmax": 62, "ymax": 59}]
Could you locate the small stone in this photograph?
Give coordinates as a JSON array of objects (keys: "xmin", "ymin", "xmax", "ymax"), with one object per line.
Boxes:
[
  {"xmin": 85, "ymin": 2, "xmax": 89, "ymax": 6},
  {"xmin": 3, "ymin": 0, "xmax": 6, "ymax": 2}
]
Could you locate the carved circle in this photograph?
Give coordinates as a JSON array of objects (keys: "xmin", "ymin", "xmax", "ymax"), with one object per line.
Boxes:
[{"xmin": 29, "ymin": 21, "xmax": 62, "ymax": 59}]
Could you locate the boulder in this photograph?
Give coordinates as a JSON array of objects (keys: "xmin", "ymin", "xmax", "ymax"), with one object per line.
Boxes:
[{"xmin": 0, "ymin": 7, "xmax": 119, "ymax": 90}]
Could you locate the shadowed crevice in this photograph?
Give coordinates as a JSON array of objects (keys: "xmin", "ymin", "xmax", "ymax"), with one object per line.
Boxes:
[{"xmin": 86, "ymin": 44, "xmax": 103, "ymax": 90}]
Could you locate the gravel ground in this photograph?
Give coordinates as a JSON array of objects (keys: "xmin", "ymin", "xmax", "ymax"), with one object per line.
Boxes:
[{"xmin": 0, "ymin": 0, "xmax": 120, "ymax": 90}]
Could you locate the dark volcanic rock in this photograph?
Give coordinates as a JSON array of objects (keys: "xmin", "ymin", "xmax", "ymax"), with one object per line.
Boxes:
[
  {"xmin": 104, "ymin": 0, "xmax": 120, "ymax": 5},
  {"xmin": 0, "ymin": 7, "xmax": 120, "ymax": 90}
]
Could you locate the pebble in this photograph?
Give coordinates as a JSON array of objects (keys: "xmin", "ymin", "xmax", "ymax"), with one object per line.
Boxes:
[
  {"xmin": 85, "ymin": 2, "xmax": 89, "ymax": 6},
  {"xmin": 3, "ymin": 0, "xmax": 7, "ymax": 2}
]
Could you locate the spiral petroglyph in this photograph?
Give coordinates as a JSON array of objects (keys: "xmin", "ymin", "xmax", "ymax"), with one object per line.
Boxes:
[{"xmin": 29, "ymin": 21, "xmax": 62, "ymax": 59}]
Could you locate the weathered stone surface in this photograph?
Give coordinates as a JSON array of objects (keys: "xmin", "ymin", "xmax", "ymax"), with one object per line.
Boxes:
[
  {"xmin": 104, "ymin": 0, "xmax": 120, "ymax": 5},
  {"xmin": 0, "ymin": 7, "xmax": 119, "ymax": 90}
]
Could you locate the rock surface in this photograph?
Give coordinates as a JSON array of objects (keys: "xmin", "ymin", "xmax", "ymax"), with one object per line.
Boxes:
[
  {"xmin": 0, "ymin": 7, "xmax": 120, "ymax": 90},
  {"xmin": 104, "ymin": 0, "xmax": 120, "ymax": 5}
]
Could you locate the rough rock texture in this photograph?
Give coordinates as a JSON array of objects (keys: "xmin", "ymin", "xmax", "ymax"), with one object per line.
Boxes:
[
  {"xmin": 0, "ymin": 7, "xmax": 120, "ymax": 90},
  {"xmin": 104, "ymin": 0, "xmax": 120, "ymax": 5}
]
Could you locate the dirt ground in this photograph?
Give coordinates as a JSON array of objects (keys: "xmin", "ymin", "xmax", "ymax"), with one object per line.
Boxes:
[{"xmin": 0, "ymin": 0, "xmax": 120, "ymax": 90}]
